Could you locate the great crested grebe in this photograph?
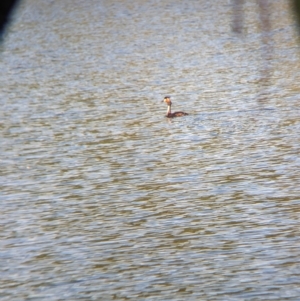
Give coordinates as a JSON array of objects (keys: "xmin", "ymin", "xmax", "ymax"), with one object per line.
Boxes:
[{"xmin": 163, "ymin": 96, "xmax": 188, "ymax": 118}]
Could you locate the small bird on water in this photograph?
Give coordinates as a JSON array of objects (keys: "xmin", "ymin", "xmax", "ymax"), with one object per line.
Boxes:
[{"xmin": 162, "ymin": 96, "xmax": 188, "ymax": 118}]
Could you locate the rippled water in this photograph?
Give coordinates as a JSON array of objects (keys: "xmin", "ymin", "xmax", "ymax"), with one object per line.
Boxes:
[{"xmin": 1, "ymin": 0, "xmax": 300, "ymax": 300}]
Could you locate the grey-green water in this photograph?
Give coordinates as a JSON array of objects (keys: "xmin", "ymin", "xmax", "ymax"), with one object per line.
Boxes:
[{"xmin": 1, "ymin": 0, "xmax": 300, "ymax": 300}]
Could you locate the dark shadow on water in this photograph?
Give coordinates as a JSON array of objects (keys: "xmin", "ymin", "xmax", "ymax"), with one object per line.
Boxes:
[{"xmin": 232, "ymin": 0, "xmax": 274, "ymax": 103}]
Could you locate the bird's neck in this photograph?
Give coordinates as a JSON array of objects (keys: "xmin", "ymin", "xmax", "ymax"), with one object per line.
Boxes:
[{"xmin": 166, "ymin": 105, "xmax": 171, "ymax": 115}]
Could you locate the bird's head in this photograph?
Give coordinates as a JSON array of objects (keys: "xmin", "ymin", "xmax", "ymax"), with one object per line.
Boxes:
[{"xmin": 163, "ymin": 96, "xmax": 172, "ymax": 105}]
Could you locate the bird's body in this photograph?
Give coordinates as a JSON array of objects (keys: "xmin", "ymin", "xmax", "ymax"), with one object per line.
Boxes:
[{"xmin": 163, "ymin": 96, "xmax": 188, "ymax": 118}]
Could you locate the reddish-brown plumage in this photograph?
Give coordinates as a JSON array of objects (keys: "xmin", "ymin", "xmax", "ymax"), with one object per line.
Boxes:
[
  {"xmin": 166, "ymin": 111, "xmax": 188, "ymax": 118},
  {"xmin": 163, "ymin": 96, "xmax": 188, "ymax": 118}
]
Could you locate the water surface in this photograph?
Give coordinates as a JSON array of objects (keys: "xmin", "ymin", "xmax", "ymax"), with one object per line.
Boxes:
[{"xmin": 1, "ymin": 0, "xmax": 300, "ymax": 300}]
